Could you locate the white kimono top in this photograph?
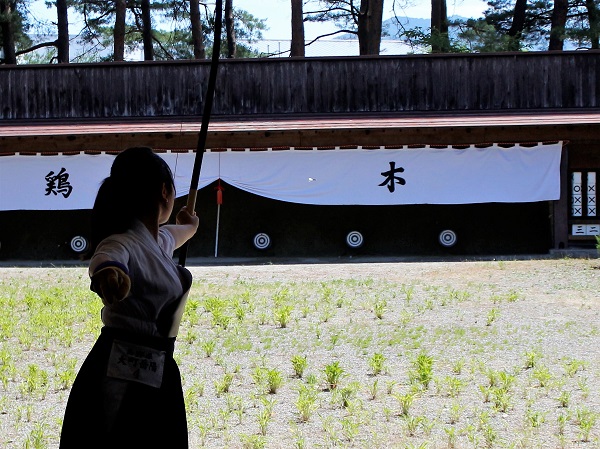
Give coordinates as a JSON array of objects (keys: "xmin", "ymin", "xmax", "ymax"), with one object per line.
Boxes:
[{"xmin": 89, "ymin": 220, "xmax": 186, "ymax": 337}]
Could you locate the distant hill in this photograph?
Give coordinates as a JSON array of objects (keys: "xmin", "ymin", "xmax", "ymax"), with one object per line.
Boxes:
[
  {"xmin": 383, "ymin": 16, "xmax": 430, "ymax": 39},
  {"xmin": 382, "ymin": 16, "xmax": 469, "ymax": 40},
  {"xmin": 336, "ymin": 16, "xmax": 468, "ymax": 40},
  {"xmin": 380, "ymin": 15, "xmax": 571, "ymax": 50}
]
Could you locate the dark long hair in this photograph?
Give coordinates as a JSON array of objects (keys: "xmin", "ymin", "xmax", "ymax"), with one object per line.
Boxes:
[{"xmin": 88, "ymin": 147, "xmax": 175, "ymax": 256}]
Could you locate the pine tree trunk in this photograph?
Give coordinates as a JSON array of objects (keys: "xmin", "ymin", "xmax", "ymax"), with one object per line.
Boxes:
[
  {"xmin": 56, "ymin": 0, "xmax": 69, "ymax": 63},
  {"xmin": 431, "ymin": 0, "xmax": 449, "ymax": 53},
  {"xmin": 549, "ymin": 0, "xmax": 568, "ymax": 51},
  {"xmin": 357, "ymin": 0, "xmax": 384, "ymax": 55},
  {"xmin": 586, "ymin": 0, "xmax": 599, "ymax": 49},
  {"xmin": 0, "ymin": 0, "xmax": 17, "ymax": 64},
  {"xmin": 290, "ymin": 0, "xmax": 305, "ymax": 57},
  {"xmin": 225, "ymin": 0, "xmax": 236, "ymax": 58},
  {"xmin": 190, "ymin": 0, "xmax": 205, "ymax": 58},
  {"xmin": 507, "ymin": 0, "xmax": 527, "ymax": 51},
  {"xmin": 141, "ymin": 0, "xmax": 154, "ymax": 60},
  {"xmin": 114, "ymin": 0, "xmax": 126, "ymax": 61}
]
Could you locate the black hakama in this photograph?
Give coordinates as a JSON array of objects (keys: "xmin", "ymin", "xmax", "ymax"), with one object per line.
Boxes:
[{"xmin": 60, "ymin": 327, "xmax": 188, "ymax": 448}]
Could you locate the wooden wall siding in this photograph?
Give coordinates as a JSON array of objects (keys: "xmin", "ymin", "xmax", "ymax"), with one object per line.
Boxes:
[{"xmin": 1, "ymin": 51, "xmax": 598, "ymax": 120}]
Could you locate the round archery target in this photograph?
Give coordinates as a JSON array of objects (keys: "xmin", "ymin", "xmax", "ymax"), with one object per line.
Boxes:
[
  {"xmin": 253, "ymin": 233, "xmax": 271, "ymax": 250},
  {"xmin": 439, "ymin": 229, "xmax": 457, "ymax": 247},
  {"xmin": 70, "ymin": 235, "xmax": 89, "ymax": 253},
  {"xmin": 346, "ymin": 231, "xmax": 364, "ymax": 248}
]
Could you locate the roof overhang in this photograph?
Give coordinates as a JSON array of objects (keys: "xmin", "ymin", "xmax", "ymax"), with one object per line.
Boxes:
[{"xmin": 1, "ymin": 110, "xmax": 599, "ymax": 154}]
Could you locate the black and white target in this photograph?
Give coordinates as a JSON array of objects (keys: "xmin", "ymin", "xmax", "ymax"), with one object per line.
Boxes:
[
  {"xmin": 70, "ymin": 235, "xmax": 89, "ymax": 253},
  {"xmin": 346, "ymin": 231, "xmax": 364, "ymax": 248},
  {"xmin": 439, "ymin": 229, "xmax": 457, "ymax": 247},
  {"xmin": 253, "ymin": 233, "xmax": 271, "ymax": 250}
]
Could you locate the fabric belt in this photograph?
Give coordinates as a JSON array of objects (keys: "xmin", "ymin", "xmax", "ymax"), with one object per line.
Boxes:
[{"xmin": 100, "ymin": 326, "xmax": 176, "ymax": 356}]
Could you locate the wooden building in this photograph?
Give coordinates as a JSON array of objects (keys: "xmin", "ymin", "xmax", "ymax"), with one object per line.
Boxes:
[{"xmin": 0, "ymin": 51, "xmax": 599, "ymax": 260}]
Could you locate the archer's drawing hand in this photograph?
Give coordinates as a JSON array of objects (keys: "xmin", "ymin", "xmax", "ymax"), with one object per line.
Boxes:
[{"xmin": 91, "ymin": 266, "xmax": 131, "ymax": 307}]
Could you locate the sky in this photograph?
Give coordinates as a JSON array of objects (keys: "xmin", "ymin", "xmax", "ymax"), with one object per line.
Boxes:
[{"xmin": 29, "ymin": 0, "xmax": 489, "ymax": 41}]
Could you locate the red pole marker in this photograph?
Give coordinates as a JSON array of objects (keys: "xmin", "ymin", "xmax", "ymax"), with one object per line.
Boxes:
[{"xmin": 216, "ymin": 180, "xmax": 224, "ymax": 205}]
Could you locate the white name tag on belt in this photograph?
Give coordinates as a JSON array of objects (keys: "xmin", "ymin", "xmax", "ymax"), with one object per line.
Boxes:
[{"xmin": 107, "ymin": 340, "xmax": 166, "ymax": 388}]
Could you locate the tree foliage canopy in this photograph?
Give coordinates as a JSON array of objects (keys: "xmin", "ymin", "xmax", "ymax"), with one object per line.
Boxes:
[
  {"xmin": 1, "ymin": 0, "xmax": 266, "ymax": 64},
  {"xmin": 1, "ymin": 0, "xmax": 599, "ymax": 64},
  {"xmin": 392, "ymin": 0, "xmax": 599, "ymax": 53}
]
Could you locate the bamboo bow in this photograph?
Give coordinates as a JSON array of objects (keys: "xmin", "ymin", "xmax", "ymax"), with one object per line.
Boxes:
[{"xmin": 178, "ymin": 0, "xmax": 223, "ymax": 267}]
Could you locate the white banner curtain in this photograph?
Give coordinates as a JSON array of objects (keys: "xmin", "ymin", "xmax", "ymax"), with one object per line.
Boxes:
[
  {"xmin": 0, "ymin": 143, "xmax": 562, "ymax": 211},
  {"xmin": 0, "ymin": 152, "xmax": 218, "ymax": 211}
]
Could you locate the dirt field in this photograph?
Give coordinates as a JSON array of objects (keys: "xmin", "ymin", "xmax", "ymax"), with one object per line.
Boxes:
[{"xmin": 1, "ymin": 256, "xmax": 600, "ymax": 448}]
